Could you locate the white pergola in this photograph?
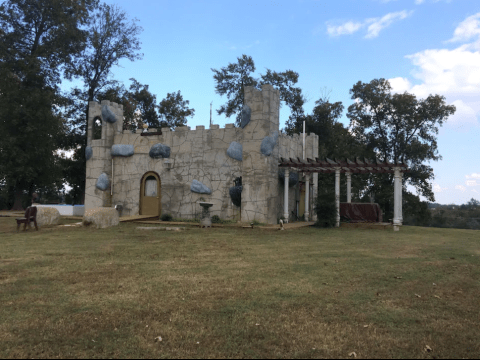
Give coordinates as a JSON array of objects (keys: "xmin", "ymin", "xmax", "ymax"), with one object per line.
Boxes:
[{"xmin": 279, "ymin": 157, "xmax": 409, "ymax": 231}]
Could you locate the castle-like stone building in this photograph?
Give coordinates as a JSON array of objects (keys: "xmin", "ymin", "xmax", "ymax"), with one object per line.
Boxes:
[{"xmin": 85, "ymin": 84, "xmax": 318, "ymax": 224}]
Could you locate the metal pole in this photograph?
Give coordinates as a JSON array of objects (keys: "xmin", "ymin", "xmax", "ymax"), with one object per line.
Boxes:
[{"xmin": 303, "ymin": 120, "xmax": 305, "ymax": 160}]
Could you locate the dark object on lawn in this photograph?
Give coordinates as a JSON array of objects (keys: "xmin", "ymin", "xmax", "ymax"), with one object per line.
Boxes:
[
  {"xmin": 340, "ymin": 203, "xmax": 383, "ymax": 223},
  {"xmin": 16, "ymin": 206, "xmax": 38, "ymax": 231},
  {"xmin": 160, "ymin": 213, "xmax": 173, "ymax": 222}
]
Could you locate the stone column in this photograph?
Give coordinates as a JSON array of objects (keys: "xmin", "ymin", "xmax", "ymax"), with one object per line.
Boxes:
[
  {"xmin": 346, "ymin": 172, "xmax": 352, "ymax": 203},
  {"xmin": 393, "ymin": 167, "xmax": 402, "ymax": 231},
  {"xmin": 305, "ymin": 174, "xmax": 310, "ymax": 222},
  {"xmin": 284, "ymin": 169, "xmax": 289, "ymax": 223},
  {"xmin": 335, "ymin": 168, "xmax": 340, "ymax": 228}
]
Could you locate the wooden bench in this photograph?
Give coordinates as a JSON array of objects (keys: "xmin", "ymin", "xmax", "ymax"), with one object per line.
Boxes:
[{"xmin": 16, "ymin": 206, "xmax": 38, "ymax": 231}]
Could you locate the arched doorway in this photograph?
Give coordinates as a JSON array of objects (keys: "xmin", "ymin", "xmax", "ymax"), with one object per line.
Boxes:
[{"xmin": 140, "ymin": 172, "xmax": 161, "ymax": 216}]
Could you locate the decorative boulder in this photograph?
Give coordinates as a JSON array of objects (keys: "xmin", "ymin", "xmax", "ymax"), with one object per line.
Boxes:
[
  {"xmin": 111, "ymin": 144, "xmax": 134, "ymax": 157},
  {"xmin": 96, "ymin": 173, "xmax": 110, "ymax": 191},
  {"xmin": 85, "ymin": 146, "xmax": 93, "ymax": 161},
  {"xmin": 240, "ymin": 105, "xmax": 251, "ymax": 128},
  {"xmin": 36, "ymin": 207, "xmax": 60, "ymax": 227},
  {"xmin": 226, "ymin": 141, "xmax": 243, "ymax": 161},
  {"xmin": 83, "ymin": 207, "xmax": 119, "ymax": 229},
  {"xmin": 191, "ymin": 180, "xmax": 211, "ymax": 194},
  {"xmin": 260, "ymin": 131, "xmax": 279, "ymax": 156},
  {"xmin": 278, "ymin": 170, "xmax": 299, "ymax": 187},
  {"xmin": 149, "ymin": 143, "xmax": 171, "ymax": 159},
  {"xmin": 229, "ymin": 186, "xmax": 242, "ymax": 207},
  {"xmin": 101, "ymin": 105, "xmax": 117, "ymax": 123}
]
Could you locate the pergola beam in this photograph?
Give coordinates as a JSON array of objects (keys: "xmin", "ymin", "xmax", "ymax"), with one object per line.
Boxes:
[{"xmin": 279, "ymin": 156, "xmax": 409, "ymax": 230}]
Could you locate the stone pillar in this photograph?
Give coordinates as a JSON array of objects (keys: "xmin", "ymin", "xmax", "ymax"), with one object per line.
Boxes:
[
  {"xmin": 305, "ymin": 174, "xmax": 310, "ymax": 222},
  {"xmin": 335, "ymin": 168, "xmax": 340, "ymax": 228},
  {"xmin": 393, "ymin": 167, "xmax": 402, "ymax": 231},
  {"xmin": 346, "ymin": 172, "xmax": 352, "ymax": 203},
  {"xmin": 284, "ymin": 169, "xmax": 289, "ymax": 223}
]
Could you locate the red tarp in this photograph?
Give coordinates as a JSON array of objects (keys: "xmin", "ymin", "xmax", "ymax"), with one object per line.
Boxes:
[{"xmin": 340, "ymin": 203, "xmax": 383, "ymax": 223}]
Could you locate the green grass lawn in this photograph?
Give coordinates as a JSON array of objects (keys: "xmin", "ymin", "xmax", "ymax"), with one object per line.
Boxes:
[{"xmin": 1, "ymin": 218, "xmax": 479, "ymax": 358}]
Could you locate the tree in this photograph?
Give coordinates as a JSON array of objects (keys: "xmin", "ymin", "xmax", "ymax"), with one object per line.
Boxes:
[
  {"xmin": 0, "ymin": 0, "xmax": 97, "ymax": 209},
  {"xmin": 211, "ymin": 54, "xmax": 306, "ymax": 126},
  {"xmin": 68, "ymin": 3, "xmax": 143, "ymax": 106},
  {"xmin": 158, "ymin": 90, "xmax": 195, "ymax": 130},
  {"xmin": 0, "ymin": 0, "xmax": 98, "ymax": 87},
  {"xmin": 347, "ymin": 78, "xmax": 456, "ymax": 201},
  {"xmin": 0, "ymin": 67, "xmax": 65, "ymax": 209},
  {"xmin": 61, "ymin": 3, "xmax": 143, "ymax": 203},
  {"xmin": 347, "ymin": 78, "xmax": 456, "ymax": 221},
  {"xmin": 467, "ymin": 198, "xmax": 480, "ymax": 208},
  {"xmin": 211, "ymin": 54, "xmax": 258, "ymax": 126}
]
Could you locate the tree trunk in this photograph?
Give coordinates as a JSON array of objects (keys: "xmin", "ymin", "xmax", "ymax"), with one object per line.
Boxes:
[{"xmin": 11, "ymin": 189, "xmax": 24, "ymax": 211}]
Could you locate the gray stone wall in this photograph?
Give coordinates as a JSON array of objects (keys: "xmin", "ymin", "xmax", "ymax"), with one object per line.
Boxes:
[
  {"xmin": 108, "ymin": 124, "xmax": 243, "ymax": 220},
  {"xmin": 85, "ymin": 86, "xmax": 317, "ymax": 224}
]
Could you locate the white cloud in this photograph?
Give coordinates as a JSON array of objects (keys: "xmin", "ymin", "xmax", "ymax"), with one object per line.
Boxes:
[
  {"xmin": 365, "ymin": 11, "xmax": 414, "ymax": 39},
  {"xmin": 325, "ymin": 10, "xmax": 413, "ymax": 39},
  {"xmin": 416, "ymin": 0, "xmax": 453, "ymax": 4},
  {"xmin": 433, "ymin": 183, "xmax": 447, "ymax": 192},
  {"xmin": 473, "ymin": 189, "xmax": 479, "ymax": 193},
  {"xmin": 388, "ymin": 13, "xmax": 480, "ymax": 131},
  {"xmin": 448, "ymin": 13, "xmax": 480, "ymax": 44},
  {"xmin": 466, "ymin": 180, "xmax": 479, "ymax": 187},
  {"xmin": 466, "ymin": 173, "xmax": 480, "ymax": 179},
  {"xmin": 455, "ymin": 185, "xmax": 466, "ymax": 192},
  {"xmin": 326, "ymin": 21, "xmax": 363, "ymax": 37}
]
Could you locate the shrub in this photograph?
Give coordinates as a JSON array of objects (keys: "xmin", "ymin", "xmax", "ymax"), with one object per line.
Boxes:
[
  {"xmin": 211, "ymin": 215, "xmax": 221, "ymax": 223},
  {"xmin": 160, "ymin": 213, "xmax": 173, "ymax": 222},
  {"xmin": 314, "ymin": 190, "xmax": 337, "ymax": 228}
]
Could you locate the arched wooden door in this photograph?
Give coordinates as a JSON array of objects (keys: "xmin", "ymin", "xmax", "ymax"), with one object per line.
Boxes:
[{"xmin": 140, "ymin": 172, "xmax": 161, "ymax": 216}]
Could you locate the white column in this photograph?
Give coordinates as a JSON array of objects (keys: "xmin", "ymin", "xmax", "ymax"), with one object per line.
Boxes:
[
  {"xmin": 346, "ymin": 172, "xmax": 352, "ymax": 203},
  {"xmin": 393, "ymin": 167, "xmax": 402, "ymax": 231},
  {"xmin": 305, "ymin": 174, "xmax": 310, "ymax": 222},
  {"xmin": 284, "ymin": 169, "xmax": 289, "ymax": 223},
  {"xmin": 335, "ymin": 168, "xmax": 340, "ymax": 227}
]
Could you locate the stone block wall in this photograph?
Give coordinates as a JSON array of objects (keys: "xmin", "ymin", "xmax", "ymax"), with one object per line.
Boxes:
[
  {"xmin": 85, "ymin": 85, "xmax": 318, "ymax": 224},
  {"xmin": 110, "ymin": 124, "xmax": 243, "ymax": 219}
]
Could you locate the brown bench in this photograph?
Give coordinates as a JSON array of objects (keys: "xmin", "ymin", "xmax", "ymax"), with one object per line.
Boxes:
[{"xmin": 16, "ymin": 206, "xmax": 38, "ymax": 231}]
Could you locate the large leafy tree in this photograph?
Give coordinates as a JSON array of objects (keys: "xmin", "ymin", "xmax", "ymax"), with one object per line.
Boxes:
[
  {"xmin": 347, "ymin": 78, "xmax": 456, "ymax": 221},
  {"xmin": 286, "ymin": 94, "xmax": 374, "ymax": 203},
  {"xmin": 211, "ymin": 54, "xmax": 306, "ymax": 126},
  {"xmin": 68, "ymin": 3, "xmax": 143, "ymax": 106},
  {"xmin": 61, "ymin": 3, "xmax": 143, "ymax": 203},
  {"xmin": 158, "ymin": 90, "xmax": 195, "ymax": 130},
  {"xmin": 0, "ymin": 0, "xmax": 97, "ymax": 209}
]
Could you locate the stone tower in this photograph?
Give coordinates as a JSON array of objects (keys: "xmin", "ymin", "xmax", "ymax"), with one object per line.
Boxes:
[
  {"xmin": 241, "ymin": 84, "xmax": 280, "ymax": 224},
  {"xmin": 85, "ymin": 100, "xmax": 124, "ymax": 209}
]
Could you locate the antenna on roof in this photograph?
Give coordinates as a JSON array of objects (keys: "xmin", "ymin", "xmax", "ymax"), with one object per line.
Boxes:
[{"xmin": 210, "ymin": 102, "xmax": 213, "ymax": 129}]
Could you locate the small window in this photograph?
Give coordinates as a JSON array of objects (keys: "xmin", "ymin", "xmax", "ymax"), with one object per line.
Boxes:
[
  {"xmin": 145, "ymin": 176, "xmax": 157, "ymax": 197},
  {"xmin": 93, "ymin": 116, "xmax": 102, "ymax": 140}
]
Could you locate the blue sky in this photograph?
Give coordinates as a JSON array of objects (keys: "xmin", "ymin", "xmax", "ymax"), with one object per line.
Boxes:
[{"xmin": 75, "ymin": 0, "xmax": 479, "ymax": 205}]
